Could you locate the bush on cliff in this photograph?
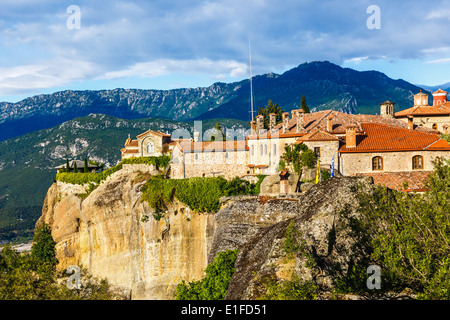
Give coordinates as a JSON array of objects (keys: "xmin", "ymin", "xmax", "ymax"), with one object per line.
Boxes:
[
  {"xmin": 142, "ymin": 175, "xmax": 265, "ymax": 214},
  {"xmin": 174, "ymin": 249, "xmax": 239, "ymax": 300},
  {"xmin": 55, "ymin": 156, "xmax": 170, "ymax": 186}
]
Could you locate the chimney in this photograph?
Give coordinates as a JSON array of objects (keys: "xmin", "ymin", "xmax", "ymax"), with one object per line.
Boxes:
[
  {"xmin": 269, "ymin": 113, "xmax": 276, "ymax": 131},
  {"xmin": 407, "ymin": 115, "xmax": 414, "ymax": 130},
  {"xmin": 256, "ymin": 115, "xmax": 265, "ymax": 135},
  {"xmin": 193, "ymin": 131, "xmax": 200, "ymax": 142},
  {"xmin": 250, "ymin": 121, "xmax": 256, "ymax": 136},
  {"xmin": 345, "ymin": 125, "xmax": 357, "ymax": 148},
  {"xmin": 326, "ymin": 116, "xmax": 333, "ymax": 132},
  {"xmin": 282, "ymin": 112, "xmax": 290, "ymax": 133},
  {"xmin": 296, "ymin": 109, "xmax": 304, "ymax": 133},
  {"xmin": 291, "ymin": 109, "xmax": 298, "ymax": 121},
  {"xmin": 380, "ymin": 101, "xmax": 395, "ymax": 118}
]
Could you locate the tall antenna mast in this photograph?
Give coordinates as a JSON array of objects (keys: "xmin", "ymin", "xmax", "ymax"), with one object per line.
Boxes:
[{"xmin": 249, "ymin": 37, "xmax": 255, "ymax": 122}]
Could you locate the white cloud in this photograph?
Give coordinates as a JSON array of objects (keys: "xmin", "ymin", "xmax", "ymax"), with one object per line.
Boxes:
[
  {"xmin": 100, "ymin": 58, "xmax": 248, "ymax": 80},
  {"xmin": 0, "ymin": 58, "xmax": 97, "ymax": 95}
]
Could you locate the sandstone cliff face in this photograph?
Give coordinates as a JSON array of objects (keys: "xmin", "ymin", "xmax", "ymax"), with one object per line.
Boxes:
[
  {"xmin": 38, "ymin": 171, "xmax": 215, "ymax": 300},
  {"xmin": 38, "ymin": 169, "xmax": 373, "ymax": 300}
]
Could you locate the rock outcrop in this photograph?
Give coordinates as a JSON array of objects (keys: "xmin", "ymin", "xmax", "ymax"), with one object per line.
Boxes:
[
  {"xmin": 223, "ymin": 176, "xmax": 374, "ymax": 299},
  {"xmin": 37, "ymin": 166, "xmax": 374, "ymax": 300},
  {"xmin": 38, "ymin": 171, "xmax": 215, "ymax": 300}
]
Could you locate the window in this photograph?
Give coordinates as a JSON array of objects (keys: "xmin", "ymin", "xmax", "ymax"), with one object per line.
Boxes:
[
  {"xmin": 273, "ymin": 144, "xmax": 277, "ymax": 155},
  {"xmin": 412, "ymin": 155, "xmax": 423, "ymax": 170},
  {"xmin": 314, "ymin": 147, "xmax": 321, "ymax": 158},
  {"xmin": 147, "ymin": 142, "xmax": 154, "ymax": 154},
  {"xmin": 251, "ymin": 145, "xmax": 254, "ymax": 156},
  {"xmin": 260, "ymin": 145, "xmax": 263, "ymax": 156},
  {"xmin": 195, "ymin": 153, "xmax": 198, "ymax": 160},
  {"xmin": 432, "ymin": 123, "xmax": 438, "ymax": 130},
  {"xmin": 372, "ymin": 156, "xmax": 383, "ymax": 171},
  {"xmin": 264, "ymin": 144, "xmax": 267, "ymax": 155}
]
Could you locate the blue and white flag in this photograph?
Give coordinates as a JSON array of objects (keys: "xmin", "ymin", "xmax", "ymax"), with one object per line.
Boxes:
[{"xmin": 331, "ymin": 156, "xmax": 335, "ymax": 177}]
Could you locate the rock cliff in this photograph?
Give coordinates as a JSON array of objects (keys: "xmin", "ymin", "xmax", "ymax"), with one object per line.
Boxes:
[
  {"xmin": 38, "ymin": 171, "xmax": 215, "ymax": 299},
  {"xmin": 37, "ymin": 168, "xmax": 374, "ymax": 299}
]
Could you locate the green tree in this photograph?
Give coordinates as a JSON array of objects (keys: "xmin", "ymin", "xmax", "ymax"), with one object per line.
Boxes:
[
  {"xmin": 300, "ymin": 95, "xmax": 310, "ymax": 113},
  {"xmin": 84, "ymin": 157, "xmax": 89, "ymax": 173},
  {"xmin": 73, "ymin": 162, "xmax": 79, "ymax": 173},
  {"xmin": 338, "ymin": 158, "xmax": 450, "ymax": 299},
  {"xmin": 66, "ymin": 158, "xmax": 70, "ymax": 172},
  {"xmin": 31, "ymin": 223, "xmax": 57, "ymax": 265},
  {"xmin": 174, "ymin": 249, "xmax": 239, "ymax": 300},
  {"xmin": 257, "ymin": 99, "xmax": 284, "ymax": 129},
  {"xmin": 211, "ymin": 122, "xmax": 224, "ymax": 141}
]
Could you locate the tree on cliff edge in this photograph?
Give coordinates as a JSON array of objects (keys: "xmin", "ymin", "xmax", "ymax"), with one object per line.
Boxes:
[{"xmin": 31, "ymin": 223, "xmax": 57, "ymax": 266}]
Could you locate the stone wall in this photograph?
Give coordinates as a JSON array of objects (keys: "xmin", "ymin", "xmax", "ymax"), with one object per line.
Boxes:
[
  {"xmin": 303, "ymin": 140, "xmax": 339, "ymax": 168},
  {"xmin": 397, "ymin": 115, "xmax": 450, "ymax": 132},
  {"xmin": 340, "ymin": 150, "xmax": 450, "ymax": 176},
  {"xmin": 171, "ymin": 149, "xmax": 249, "ymax": 179}
]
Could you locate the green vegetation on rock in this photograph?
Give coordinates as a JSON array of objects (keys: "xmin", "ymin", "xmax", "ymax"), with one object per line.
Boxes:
[{"xmin": 174, "ymin": 249, "xmax": 239, "ymax": 300}]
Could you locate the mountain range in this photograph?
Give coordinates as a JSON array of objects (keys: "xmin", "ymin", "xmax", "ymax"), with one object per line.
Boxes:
[
  {"xmin": 0, "ymin": 61, "xmax": 434, "ymax": 142},
  {"xmin": 0, "ymin": 114, "xmax": 248, "ymax": 242},
  {"xmin": 0, "ymin": 60, "xmax": 444, "ymax": 242}
]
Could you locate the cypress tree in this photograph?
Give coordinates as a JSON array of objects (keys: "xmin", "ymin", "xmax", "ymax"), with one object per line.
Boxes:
[
  {"xmin": 66, "ymin": 158, "xmax": 70, "ymax": 172},
  {"xmin": 300, "ymin": 95, "xmax": 310, "ymax": 113},
  {"xmin": 84, "ymin": 157, "xmax": 89, "ymax": 173},
  {"xmin": 73, "ymin": 162, "xmax": 79, "ymax": 173}
]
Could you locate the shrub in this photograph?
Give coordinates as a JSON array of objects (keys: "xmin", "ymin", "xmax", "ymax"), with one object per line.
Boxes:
[
  {"xmin": 174, "ymin": 249, "xmax": 239, "ymax": 300},
  {"xmin": 31, "ymin": 223, "xmax": 57, "ymax": 266}
]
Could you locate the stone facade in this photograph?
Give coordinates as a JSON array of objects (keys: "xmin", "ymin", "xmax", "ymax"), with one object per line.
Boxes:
[{"xmin": 340, "ymin": 150, "xmax": 450, "ymax": 176}]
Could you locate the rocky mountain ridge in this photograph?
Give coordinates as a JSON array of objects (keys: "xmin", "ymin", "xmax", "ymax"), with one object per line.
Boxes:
[{"xmin": 0, "ymin": 61, "xmax": 427, "ymax": 141}]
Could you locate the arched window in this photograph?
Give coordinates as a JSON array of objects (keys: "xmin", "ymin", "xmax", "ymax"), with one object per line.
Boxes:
[
  {"xmin": 147, "ymin": 142, "xmax": 154, "ymax": 154},
  {"xmin": 412, "ymin": 155, "xmax": 423, "ymax": 170},
  {"xmin": 432, "ymin": 123, "xmax": 438, "ymax": 130},
  {"xmin": 372, "ymin": 156, "xmax": 383, "ymax": 171}
]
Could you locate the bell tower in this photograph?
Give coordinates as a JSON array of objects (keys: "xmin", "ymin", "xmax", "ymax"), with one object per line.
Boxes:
[
  {"xmin": 380, "ymin": 101, "xmax": 395, "ymax": 118},
  {"xmin": 432, "ymin": 88, "xmax": 448, "ymax": 106}
]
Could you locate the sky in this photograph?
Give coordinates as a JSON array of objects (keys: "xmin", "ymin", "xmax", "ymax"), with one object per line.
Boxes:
[{"xmin": 1, "ymin": 0, "xmax": 450, "ymax": 103}]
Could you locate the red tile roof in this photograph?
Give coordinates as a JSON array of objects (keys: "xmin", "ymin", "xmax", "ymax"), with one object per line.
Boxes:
[
  {"xmin": 136, "ymin": 130, "xmax": 171, "ymax": 139},
  {"xmin": 339, "ymin": 123, "xmax": 449, "ymax": 153},
  {"xmin": 355, "ymin": 171, "xmax": 432, "ymax": 191},
  {"xmin": 395, "ymin": 102, "xmax": 450, "ymax": 117},
  {"xmin": 295, "ymin": 129, "xmax": 340, "ymax": 143},
  {"xmin": 247, "ymin": 109, "xmax": 437, "ymax": 140}
]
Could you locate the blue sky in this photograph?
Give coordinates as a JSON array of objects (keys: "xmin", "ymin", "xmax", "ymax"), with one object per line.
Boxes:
[{"xmin": 1, "ymin": 0, "xmax": 450, "ymax": 102}]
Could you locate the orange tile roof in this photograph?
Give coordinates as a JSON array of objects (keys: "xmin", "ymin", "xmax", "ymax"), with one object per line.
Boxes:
[
  {"xmin": 395, "ymin": 102, "xmax": 450, "ymax": 117},
  {"xmin": 247, "ymin": 109, "xmax": 438, "ymax": 140},
  {"xmin": 122, "ymin": 149, "xmax": 139, "ymax": 154},
  {"xmin": 339, "ymin": 123, "xmax": 447, "ymax": 153},
  {"xmin": 295, "ymin": 129, "xmax": 340, "ymax": 142},
  {"xmin": 125, "ymin": 139, "xmax": 138, "ymax": 147},
  {"xmin": 433, "ymin": 88, "xmax": 448, "ymax": 94},
  {"xmin": 136, "ymin": 130, "xmax": 171, "ymax": 139},
  {"xmin": 355, "ymin": 171, "xmax": 432, "ymax": 191}
]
